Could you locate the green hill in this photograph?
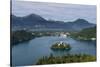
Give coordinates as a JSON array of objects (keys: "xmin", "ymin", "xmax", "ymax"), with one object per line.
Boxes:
[
  {"xmin": 71, "ymin": 26, "xmax": 96, "ymax": 40},
  {"xmin": 11, "ymin": 30, "xmax": 34, "ymax": 45}
]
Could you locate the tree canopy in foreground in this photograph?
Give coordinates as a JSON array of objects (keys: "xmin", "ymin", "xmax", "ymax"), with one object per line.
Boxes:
[{"xmin": 36, "ymin": 54, "xmax": 96, "ymax": 65}]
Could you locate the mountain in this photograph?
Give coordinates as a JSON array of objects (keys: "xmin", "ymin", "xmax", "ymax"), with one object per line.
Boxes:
[
  {"xmin": 11, "ymin": 14, "xmax": 47, "ymax": 27},
  {"xmin": 65, "ymin": 19, "xmax": 95, "ymax": 30},
  {"xmin": 11, "ymin": 14, "xmax": 96, "ymax": 31}
]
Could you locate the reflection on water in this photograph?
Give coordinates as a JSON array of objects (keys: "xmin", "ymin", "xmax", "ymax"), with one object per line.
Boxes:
[{"xmin": 12, "ymin": 36, "xmax": 96, "ymax": 66}]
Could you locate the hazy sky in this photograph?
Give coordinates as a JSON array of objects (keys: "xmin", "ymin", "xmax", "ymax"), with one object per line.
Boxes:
[{"xmin": 12, "ymin": 0, "xmax": 96, "ymax": 24}]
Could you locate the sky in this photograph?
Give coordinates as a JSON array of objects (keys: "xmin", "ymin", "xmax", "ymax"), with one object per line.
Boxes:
[{"xmin": 12, "ymin": 0, "xmax": 96, "ymax": 24}]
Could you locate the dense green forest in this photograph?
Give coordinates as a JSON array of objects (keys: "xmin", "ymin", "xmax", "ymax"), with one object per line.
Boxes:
[
  {"xmin": 11, "ymin": 30, "xmax": 34, "ymax": 45},
  {"xmin": 71, "ymin": 26, "xmax": 96, "ymax": 40},
  {"xmin": 36, "ymin": 54, "xmax": 96, "ymax": 65},
  {"xmin": 11, "ymin": 30, "xmax": 55, "ymax": 46}
]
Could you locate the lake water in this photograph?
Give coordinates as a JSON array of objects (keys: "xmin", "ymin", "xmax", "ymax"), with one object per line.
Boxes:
[{"xmin": 12, "ymin": 36, "xmax": 96, "ymax": 66}]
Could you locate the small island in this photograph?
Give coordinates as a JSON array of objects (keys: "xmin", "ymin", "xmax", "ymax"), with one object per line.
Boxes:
[{"xmin": 51, "ymin": 41, "xmax": 71, "ymax": 50}]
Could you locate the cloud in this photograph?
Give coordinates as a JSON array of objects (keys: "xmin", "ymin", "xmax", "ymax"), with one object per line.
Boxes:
[{"xmin": 11, "ymin": 1, "xmax": 96, "ymax": 23}]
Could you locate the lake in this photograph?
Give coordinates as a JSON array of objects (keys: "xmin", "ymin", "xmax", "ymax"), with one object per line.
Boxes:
[{"xmin": 12, "ymin": 36, "xmax": 96, "ymax": 66}]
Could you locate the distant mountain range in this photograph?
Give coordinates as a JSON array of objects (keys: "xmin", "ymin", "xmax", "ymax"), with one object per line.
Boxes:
[{"xmin": 11, "ymin": 14, "xmax": 96, "ymax": 31}]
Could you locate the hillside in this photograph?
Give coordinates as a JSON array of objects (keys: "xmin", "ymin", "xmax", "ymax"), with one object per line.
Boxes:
[
  {"xmin": 11, "ymin": 30, "xmax": 34, "ymax": 45},
  {"xmin": 11, "ymin": 14, "xmax": 96, "ymax": 31},
  {"xmin": 36, "ymin": 54, "xmax": 96, "ymax": 65},
  {"xmin": 71, "ymin": 26, "xmax": 96, "ymax": 40}
]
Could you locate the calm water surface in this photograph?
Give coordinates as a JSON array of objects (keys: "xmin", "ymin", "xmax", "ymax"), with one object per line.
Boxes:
[{"xmin": 12, "ymin": 36, "xmax": 96, "ymax": 66}]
